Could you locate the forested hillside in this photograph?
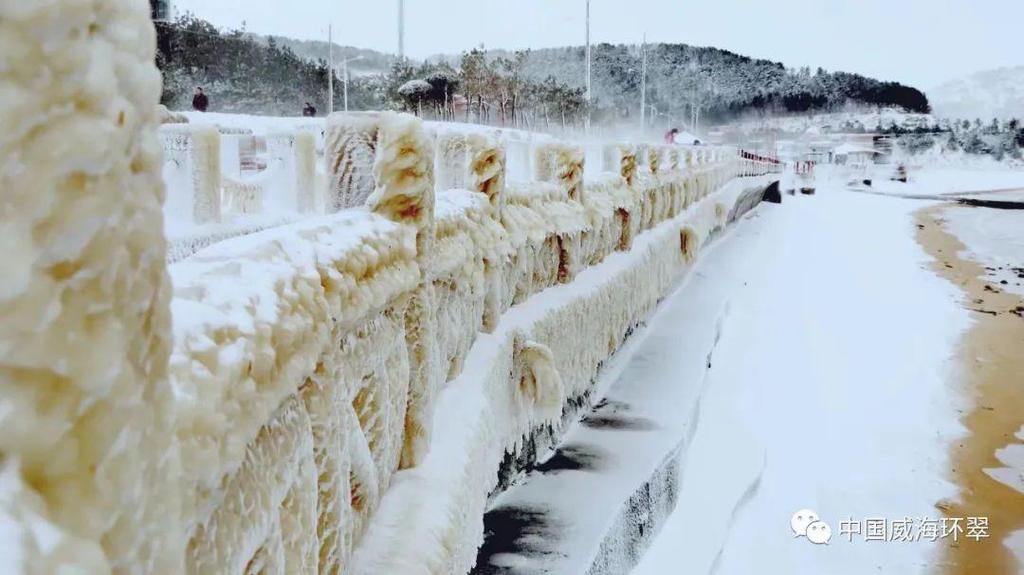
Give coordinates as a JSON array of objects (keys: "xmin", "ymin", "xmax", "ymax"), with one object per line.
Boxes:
[
  {"xmin": 482, "ymin": 44, "xmax": 930, "ymax": 122},
  {"xmin": 929, "ymin": 66, "xmax": 1024, "ymax": 121},
  {"xmin": 155, "ymin": 14, "xmax": 929, "ymax": 127},
  {"xmin": 156, "ymin": 15, "xmax": 391, "ymax": 115}
]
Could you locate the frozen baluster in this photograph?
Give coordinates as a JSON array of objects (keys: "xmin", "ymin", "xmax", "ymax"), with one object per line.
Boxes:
[
  {"xmin": 534, "ymin": 141, "xmax": 585, "ymax": 202},
  {"xmin": 191, "ymin": 125, "xmax": 223, "ymax": 224},
  {"xmin": 603, "ymin": 143, "xmax": 638, "ymax": 187},
  {"xmin": 295, "ymin": 130, "xmax": 318, "ymax": 213},
  {"xmin": 435, "ymin": 132, "xmax": 472, "ymax": 192},
  {"xmin": 360, "ymin": 113, "xmax": 439, "ymax": 470},
  {"xmin": 324, "ymin": 112, "xmax": 382, "ymax": 213},
  {"xmin": 464, "ymin": 133, "xmax": 507, "ymax": 333},
  {"xmin": 662, "ymin": 145, "xmax": 680, "ymax": 173},
  {"xmin": 467, "ymin": 133, "xmax": 507, "ymax": 219},
  {"xmin": 649, "ymin": 144, "xmax": 662, "ymax": 175}
]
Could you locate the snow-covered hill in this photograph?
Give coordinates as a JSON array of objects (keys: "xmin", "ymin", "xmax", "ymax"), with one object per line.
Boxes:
[
  {"xmin": 725, "ymin": 109, "xmax": 938, "ymax": 136},
  {"xmin": 929, "ymin": 66, "xmax": 1024, "ymax": 121}
]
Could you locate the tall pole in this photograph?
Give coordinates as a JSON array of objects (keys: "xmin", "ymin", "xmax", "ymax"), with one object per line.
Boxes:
[
  {"xmin": 398, "ymin": 0, "xmax": 405, "ymax": 59},
  {"xmin": 695, "ymin": 85, "xmax": 700, "ymax": 135},
  {"xmin": 691, "ymin": 87, "xmax": 696, "ymax": 133},
  {"xmin": 640, "ymin": 34, "xmax": 647, "ymax": 135},
  {"xmin": 328, "ymin": 24, "xmax": 334, "ymax": 115},
  {"xmin": 585, "ymin": 0, "xmax": 591, "ymax": 133}
]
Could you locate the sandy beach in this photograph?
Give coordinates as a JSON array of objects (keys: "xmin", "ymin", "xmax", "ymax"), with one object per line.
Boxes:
[{"xmin": 917, "ymin": 204, "xmax": 1024, "ymax": 575}]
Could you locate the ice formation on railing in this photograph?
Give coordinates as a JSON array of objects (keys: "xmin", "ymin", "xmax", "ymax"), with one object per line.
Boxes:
[
  {"xmin": 325, "ymin": 112, "xmax": 380, "ymax": 213},
  {"xmin": 162, "ymin": 126, "xmax": 322, "ymax": 221},
  {"xmin": 0, "ymin": 3, "xmax": 781, "ymax": 570},
  {"xmin": 1, "ymin": 0, "xmax": 183, "ymax": 571}
]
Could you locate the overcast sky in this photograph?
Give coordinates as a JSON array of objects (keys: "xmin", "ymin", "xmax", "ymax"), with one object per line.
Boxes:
[{"xmin": 173, "ymin": 0, "xmax": 1022, "ymax": 89}]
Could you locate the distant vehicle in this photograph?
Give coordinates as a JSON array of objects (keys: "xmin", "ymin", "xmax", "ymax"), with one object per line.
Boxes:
[
  {"xmin": 796, "ymin": 160, "xmax": 816, "ymax": 195},
  {"xmin": 798, "ymin": 174, "xmax": 816, "ymax": 195},
  {"xmin": 846, "ymin": 177, "xmax": 873, "ymax": 190}
]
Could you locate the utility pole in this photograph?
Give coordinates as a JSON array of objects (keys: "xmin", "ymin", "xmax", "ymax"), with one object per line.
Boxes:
[
  {"xmin": 398, "ymin": 0, "xmax": 405, "ymax": 59},
  {"xmin": 640, "ymin": 34, "xmax": 647, "ymax": 135},
  {"xmin": 342, "ymin": 56, "xmax": 363, "ymax": 112},
  {"xmin": 328, "ymin": 24, "xmax": 334, "ymax": 115},
  {"xmin": 691, "ymin": 86, "xmax": 696, "ymax": 134},
  {"xmin": 585, "ymin": 0, "xmax": 591, "ymax": 133},
  {"xmin": 695, "ymin": 83, "xmax": 700, "ymax": 135}
]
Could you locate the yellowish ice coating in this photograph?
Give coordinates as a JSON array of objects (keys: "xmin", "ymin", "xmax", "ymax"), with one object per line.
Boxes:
[
  {"xmin": 0, "ymin": 8, "xmax": 774, "ymax": 567},
  {"xmin": 0, "ymin": 0, "xmax": 182, "ymax": 571}
]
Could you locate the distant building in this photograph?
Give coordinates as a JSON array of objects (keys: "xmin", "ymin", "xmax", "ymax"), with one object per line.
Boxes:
[{"xmin": 150, "ymin": 0, "xmax": 171, "ymax": 21}]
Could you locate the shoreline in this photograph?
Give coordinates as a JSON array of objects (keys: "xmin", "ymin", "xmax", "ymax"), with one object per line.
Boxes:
[{"xmin": 916, "ymin": 203, "xmax": 1024, "ymax": 575}]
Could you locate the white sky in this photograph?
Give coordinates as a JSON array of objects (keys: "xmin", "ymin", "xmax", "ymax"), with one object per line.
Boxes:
[{"xmin": 172, "ymin": 0, "xmax": 1023, "ymax": 89}]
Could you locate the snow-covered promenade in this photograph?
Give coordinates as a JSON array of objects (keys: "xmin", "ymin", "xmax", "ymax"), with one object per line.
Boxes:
[{"xmin": 628, "ymin": 185, "xmax": 1024, "ymax": 575}]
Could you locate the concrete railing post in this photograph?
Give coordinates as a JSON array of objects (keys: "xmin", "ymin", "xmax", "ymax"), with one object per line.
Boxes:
[
  {"xmin": 535, "ymin": 141, "xmax": 585, "ymax": 204},
  {"xmin": 666, "ymin": 146, "xmax": 681, "ymax": 172},
  {"xmin": 602, "ymin": 144, "xmax": 639, "ymax": 251},
  {"xmin": 648, "ymin": 144, "xmax": 662, "ymax": 176},
  {"xmin": 534, "ymin": 141, "xmax": 585, "ymax": 284},
  {"xmin": 191, "ymin": 126, "xmax": 223, "ymax": 224},
  {"xmin": 326, "ymin": 112, "xmax": 439, "ymax": 470},
  {"xmin": 1, "ymin": 1, "xmax": 184, "ymax": 570},
  {"xmin": 602, "ymin": 143, "xmax": 638, "ymax": 187},
  {"xmin": 467, "ymin": 134, "xmax": 507, "ymax": 333},
  {"xmin": 295, "ymin": 130, "xmax": 319, "ymax": 213},
  {"xmin": 435, "ymin": 131, "xmax": 472, "ymax": 192},
  {"xmin": 324, "ymin": 112, "xmax": 381, "ymax": 213}
]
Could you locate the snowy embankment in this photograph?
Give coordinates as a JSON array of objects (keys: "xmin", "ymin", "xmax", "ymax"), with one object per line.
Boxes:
[{"xmin": 636, "ymin": 188, "xmax": 972, "ymax": 574}]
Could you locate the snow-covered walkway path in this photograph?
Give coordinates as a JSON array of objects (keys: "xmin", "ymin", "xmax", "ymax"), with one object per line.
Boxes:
[{"xmin": 634, "ymin": 189, "xmax": 971, "ymax": 574}]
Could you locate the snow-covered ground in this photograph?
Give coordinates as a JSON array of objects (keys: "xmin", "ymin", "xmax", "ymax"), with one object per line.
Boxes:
[
  {"xmin": 943, "ymin": 206, "xmax": 1024, "ymax": 298},
  {"xmin": 631, "ymin": 188, "xmax": 972, "ymax": 573},
  {"xmin": 822, "ymin": 164, "xmax": 1024, "ymax": 199},
  {"xmin": 929, "ymin": 66, "xmax": 1024, "ymax": 122},
  {"xmin": 903, "ymin": 168, "xmax": 1024, "ymax": 196},
  {"xmin": 726, "ymin": 109, "xmax": 938, "ymax": 137},
  {"xmin": 179, "ymin": 111, "xmax": 324, "ymax": 134}
]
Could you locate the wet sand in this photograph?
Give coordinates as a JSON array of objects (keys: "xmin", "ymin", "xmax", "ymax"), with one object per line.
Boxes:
[{"xmin": 916, "ymin": 204, "xmax": 1024, "ymax": 575}]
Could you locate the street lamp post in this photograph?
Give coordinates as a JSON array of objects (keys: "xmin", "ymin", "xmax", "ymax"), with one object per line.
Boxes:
[
  {"xmin": 640, "ymin": 34, "xmax": 647, "ymax": 135},
  {"xmin": 328, "ymin": 24, "xmax": 334, "ymax": 115},
  {"xmin": 341, "ymin": 56, "xmax": 364, "ymax": 112},
  {"xmin": 398, "ymin": 0, "xmax": 405, "ymax": 59},
  {"xmin": 585, "ymin": 0, "xmax": 591, "ymax": 133}
]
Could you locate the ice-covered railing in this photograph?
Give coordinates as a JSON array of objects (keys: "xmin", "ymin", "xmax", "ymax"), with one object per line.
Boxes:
[
  {"xmin": 160, "ymin": 123, "xmax": 325, "ymax": 262},
  {"xmin": 163, "ymin": 115, "xmax": 773, "ymax": 573},
  {"xmin": 158, "ymin": 112, "xmax": 779, "ymax": 267},
  {"xmin": 1, "ymin": 2, "xmax": 779, "ymax": 568}
]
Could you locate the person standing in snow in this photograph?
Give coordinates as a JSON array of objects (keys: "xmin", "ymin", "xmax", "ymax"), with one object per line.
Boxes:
[
  {"xmin": 302, "ymin": 102, "xmax": 317, "ymax": 117},
  {"xmin": 665, "ymin": 127, "xmax": 680, "ymax": 144},
  {"xmin": 192, "ymin": 87, "xmax": 209, "ymax": 112}
]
